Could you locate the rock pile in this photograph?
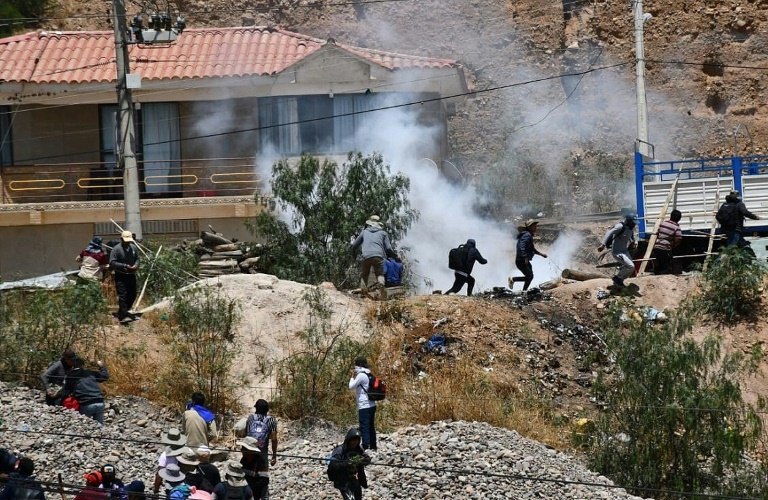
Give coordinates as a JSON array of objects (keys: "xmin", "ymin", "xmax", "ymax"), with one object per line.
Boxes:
[{"xmin": 0, "ymin": 383, "xmax": 648, "ymax": 499}]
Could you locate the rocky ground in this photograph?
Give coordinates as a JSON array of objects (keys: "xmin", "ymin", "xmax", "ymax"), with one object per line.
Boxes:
[{"xmin": 0, "ymin": 382, "xmax": 648, "ymax": 499}]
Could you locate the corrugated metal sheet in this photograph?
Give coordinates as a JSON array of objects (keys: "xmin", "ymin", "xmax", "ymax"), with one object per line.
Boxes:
[{"xmin": 0, "ymin": 27, "xmax": 459, "ymax": 84}]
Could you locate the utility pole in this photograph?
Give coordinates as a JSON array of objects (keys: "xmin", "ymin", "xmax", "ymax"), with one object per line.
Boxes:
[
  {"xmin": 112, "ymin": 0, "xmax": 143, "ymax": 239},
  {"xmin": 634, "ymin": 0, "xmax": 651, "ymax": 158}
]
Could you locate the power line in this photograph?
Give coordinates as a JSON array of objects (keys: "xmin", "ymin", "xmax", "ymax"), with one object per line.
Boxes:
[
  {"xmin": 4, "ymin": 60, "xmax": 630, "ymax": 164},
  {"xmin": 0, "ymin": 427, "xmax": 762, "ymax": 499}
]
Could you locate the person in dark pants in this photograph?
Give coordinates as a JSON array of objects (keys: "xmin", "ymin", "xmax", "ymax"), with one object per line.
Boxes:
[
  {"xmin": 61, "ymin": 358, "xmax": 109, "ymax": 424},
  {"xmin": 652, "ymin": 209, "xmax": 683, "ymax": 274},
  {"xmin": 444, "ymin": 239, "xmax": 487, "ymax": 296},
  {"xmin": 510, "ymin": 219, "xmax": 547, "ymax": 292},
  {"xmin": 109, "ymin": 230, "xmax": 140, "ymax": 323},
  {"xmin": 327, "ymin": 428, "xmax": 371, "ymax": 500},
  {"xmin": 718, "ymin": 190, "xmax": 760, "ymax": 248},
  {"xmin": 348, "ymin": 357, "xmax": 376, "ymax": 451}
]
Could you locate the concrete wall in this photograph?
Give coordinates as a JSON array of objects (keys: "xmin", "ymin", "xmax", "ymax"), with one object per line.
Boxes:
[{"xmin": 0, "ymin": 223, "xmax": 94, "ymax": 281}]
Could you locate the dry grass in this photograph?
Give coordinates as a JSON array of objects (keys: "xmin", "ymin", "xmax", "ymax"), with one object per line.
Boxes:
[{"xmin": 371, "ymin": 300, "xmax": 573, "ymax": 449}]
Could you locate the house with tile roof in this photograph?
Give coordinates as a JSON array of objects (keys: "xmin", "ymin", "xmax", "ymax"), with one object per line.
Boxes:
[{"xmin": 0, "ymin": 26, "xmax": 466, "ymax": 279}]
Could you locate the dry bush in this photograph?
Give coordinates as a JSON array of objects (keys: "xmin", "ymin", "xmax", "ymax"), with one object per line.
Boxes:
[{"xmin": 374, "ymin": 316, "xmax": 570, "ymax": 449}]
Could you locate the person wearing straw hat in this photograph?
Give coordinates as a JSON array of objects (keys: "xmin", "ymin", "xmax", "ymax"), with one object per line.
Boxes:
[
  {"xmin": 510, "ymin": 219, "xmax": 547, "ymax": 293},
  {"xmin": 158, "ymin": 463, "xmax": 186, "ymax": 499},
  {"xmin": 109, "ymin": 230, "xmax": 141, "ymax": 323},
  {"xmin": 211, "ymin": 462, "xmax": 253, "ymax": 500},
  {"xmin": 153, "ymin": 429, "xmax": 189, "ymax": 496},
  {"xmin": 350, "ymin": 215, "xmax": 397, "ymax": 299}
]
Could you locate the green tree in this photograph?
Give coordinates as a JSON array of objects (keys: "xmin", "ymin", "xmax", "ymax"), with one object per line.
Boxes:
[
  {"xmin": 252, "ymin": 152, "xmax": 417, "ymax": 288},
  {"xmin": 698, "ymin": 246, "xmax": 766, "ymax": 324},
  {"xmin": 272, "ymin": 287, "xmax": 372, "ymax": 421},
  {"xmin": 589, "ymin": 302, "xmax": 768, "ymax": 497}
]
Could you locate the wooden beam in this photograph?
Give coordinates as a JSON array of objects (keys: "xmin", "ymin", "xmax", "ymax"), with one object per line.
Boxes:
[{"xmin": 638, "ymin": 173, "xmax": 681, "ymax": 275}]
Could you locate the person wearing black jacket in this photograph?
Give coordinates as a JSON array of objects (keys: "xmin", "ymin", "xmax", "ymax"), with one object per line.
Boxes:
[
  {"xmin": 327, "ymin": 428, "xmax": 371, "ymax": 500},
  {"xmin": 718, "ymin": 190, "xmax": 760, "ymax": 248},
  {"xmin": 444, "ymin": 239, "xmax": 487, "ymax": 296},
  {"xmin": 40, "ymin": 348, "xmax": 77, "ymax": 405},
  {"xmin": 62, "ymin": 358, "xmax": 109, "ymax": 424},
  {"xmin": 109, "ymin": 231, "xmax": 140, "ymax": 323},
  {"xmin": 510, "ymin": 220, "xmax": 547, "ymax": 292}
]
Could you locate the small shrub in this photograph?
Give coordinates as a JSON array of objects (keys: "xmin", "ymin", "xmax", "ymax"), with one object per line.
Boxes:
[
  {"xmin": 0, "ymin": 281, "xmax": 107, "ymax": 385},
  {"xmin": 272, "ymin": 287, "xmax": 372, "ymax": 422},
  {"xmin": 698, "ymin": 246, "xmax": 766, "ymax": 323},
  {"xmin": 589, "ymin": 302, "xmax": 768, "ymax": 498},
  {"xmin": 159, "ymin": 287, "xmax": 241, "ymax": 416},
  {"xmin": 138, "ymin": 242, "xmax": 199, "ymax": 305}
]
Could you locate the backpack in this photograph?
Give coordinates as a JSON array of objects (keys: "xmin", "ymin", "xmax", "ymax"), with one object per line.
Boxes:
[
  {"xmin": 246, "ymin": 415, "xmax": 271, "ymax": 450},
  {"xmin": 448, "ymin": 244, "xmax": 469, "ymax": 271},
  {"xmin": 222, "ymin": 484, "xmax": 245, "ymax": 500},
  {"xmin": 716, "ymin": 202, "xmax": 740, "ymax": 227},
  {"xmin": 363, "ymin": 373, "xmax": 387, "ymax": 401},
  {"xmin": 170, "ymin": 484, "xmax": 192, "ymax": 500}
]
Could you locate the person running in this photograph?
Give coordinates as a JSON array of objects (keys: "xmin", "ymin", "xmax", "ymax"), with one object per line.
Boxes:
[
  {"xmin": 327, "ymin": 428, "xmax": 371, "ymax": 500},
  {"xmin": 510, "ymin": 219, "xmax": 547, "ymax": 292},
  {"xmin": 444, "ymin": 239, "xmax": 487, "ymax": 296},
  {"xmin": 599, "ymin": 214, "xmax": 638, "ymax": 288},
  {"xmin": 109, "ymin": 230, "xmax": 140, "ymax": 323}
]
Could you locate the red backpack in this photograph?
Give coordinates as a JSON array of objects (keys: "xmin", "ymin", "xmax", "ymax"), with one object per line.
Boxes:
[{"xmin": 364, "ymin": 373, "xmax": 387, "ymax": 401}]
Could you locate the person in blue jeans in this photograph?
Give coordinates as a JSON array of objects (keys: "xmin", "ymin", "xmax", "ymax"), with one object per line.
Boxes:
[
  {"xmin": 62, "ymin": 357, "xmax": 109, "ymax": 424},
  {"xmin": 348, "ymin": 357, "xmax": 376, "ymax": 451}
]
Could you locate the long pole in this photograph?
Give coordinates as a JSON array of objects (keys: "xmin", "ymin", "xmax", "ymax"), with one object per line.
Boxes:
[
  {"xmin": 634, "ymin": 0, "xmax": 650, "ymax": 158},
  {"xmin": 113, "ymin": 0, "xmax": 143, "ymax": 239}
]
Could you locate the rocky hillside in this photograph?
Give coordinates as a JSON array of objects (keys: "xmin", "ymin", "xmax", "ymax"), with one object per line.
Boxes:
[{"xmin": 0, "ymin": 382, "xmax": 647, "ymax": 499}]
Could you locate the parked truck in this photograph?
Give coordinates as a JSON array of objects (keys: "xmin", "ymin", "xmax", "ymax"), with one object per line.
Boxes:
[{"xmin": 635, "ymin": 152, "xmax": 768, "ymax": 266}]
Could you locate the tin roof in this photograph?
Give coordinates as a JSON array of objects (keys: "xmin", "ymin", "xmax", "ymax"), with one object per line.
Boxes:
[{"xmin": 0, "ymin": 26, "xmax": 458, "ymax": 84}]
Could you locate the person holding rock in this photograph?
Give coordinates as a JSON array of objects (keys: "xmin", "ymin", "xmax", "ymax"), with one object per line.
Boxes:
[
  {"xmin": 61, "ymin": 358, "xmax": 109, "ymax": 424},
  {"xmin": 41, "ymin": 348, "xmax": 78, "ymax": 406},
  {"xmin": 510, "ymin": 219, "xmax": 547, "ymax": 292},
  {"xmin": 327, "ymin": 428, "xmax": 371, "ymax": 500}
]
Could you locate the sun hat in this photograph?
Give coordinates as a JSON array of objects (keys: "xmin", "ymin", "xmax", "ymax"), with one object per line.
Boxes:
[
  {"xmin": 524, "ymin": 219, "xmax": 539, "ymax": 229},
  {"xmin": 195, "ymin": 445, "xmax": 211, "ymax": 457},
  {"xmin": 162, "ymin": 428, "xmax": 187, "ymax": 447},
  {"xmin": 224, "ymin": 461, "xmax": 247, "ymax": 487},
  {"xmin": 236, "ymin": 436, "xmax": 261, "ymax": 452},
  {"xmin": 165, "ymin": 445, "xmax": 192, "ymax": 458},
  {"xmin": 158, "ymin": 463, "xmax": 185, "ymax": 484},
  {"xmin": 120, "ymin": 230, "xmax": 134, "ymax": 243},
  {"xmin": 365, "ymin": 215, "xmax": 382, "ymax": 229},
  {"xmin": 177, "ymin": 450, "xmax": 200, "ymax": 466}
]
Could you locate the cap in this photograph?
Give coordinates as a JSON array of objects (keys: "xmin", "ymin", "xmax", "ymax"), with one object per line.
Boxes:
[{"xmin": 120, "ymin": 230, "xmax": 134, "ymax": 242}]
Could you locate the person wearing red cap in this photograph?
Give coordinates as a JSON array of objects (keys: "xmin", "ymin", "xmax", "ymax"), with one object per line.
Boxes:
[{"xmin": 73, "ymin": 471, "xmax": 107, "ymax": 500}]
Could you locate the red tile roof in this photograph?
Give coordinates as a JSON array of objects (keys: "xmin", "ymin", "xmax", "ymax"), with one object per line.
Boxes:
[{"xmin": 0, "ymin": 26, "xmax": 458, "ymax": 84}]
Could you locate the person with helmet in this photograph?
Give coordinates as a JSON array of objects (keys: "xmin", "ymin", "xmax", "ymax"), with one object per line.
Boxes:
[{"xmin": 598, "ymin": 214, "xmax": 638, "ymax": 288}]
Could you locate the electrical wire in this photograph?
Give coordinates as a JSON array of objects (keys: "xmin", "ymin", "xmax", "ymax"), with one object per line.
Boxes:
[{"xmin": 0, "ymin": 427, "xmax": 762, "ymax": 499}]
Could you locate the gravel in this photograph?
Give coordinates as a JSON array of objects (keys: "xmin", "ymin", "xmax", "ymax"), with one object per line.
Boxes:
[{"xmin": 0, "ymin": 383, "xmax": 650, "ymax": 499}]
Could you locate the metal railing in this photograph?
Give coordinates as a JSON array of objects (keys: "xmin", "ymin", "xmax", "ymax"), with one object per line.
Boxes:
[{"xmin": 0, "ymin": 157, "xmax": 261, "ymax": 205}]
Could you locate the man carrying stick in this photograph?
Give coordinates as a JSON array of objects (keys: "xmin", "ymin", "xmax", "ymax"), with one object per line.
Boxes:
[{"xmin": 110, "ymin": 230, "xmax": 140, "ymax": 323}]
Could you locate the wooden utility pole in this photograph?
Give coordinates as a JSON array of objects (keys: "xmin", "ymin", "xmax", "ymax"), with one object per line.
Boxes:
[
  {"xmin": 112, "ymin": 0, "xmax": 143, "ymax": 239},
  {"xmin": 638, "ymin": 173, "xmax": 680, "ymax": 275}
]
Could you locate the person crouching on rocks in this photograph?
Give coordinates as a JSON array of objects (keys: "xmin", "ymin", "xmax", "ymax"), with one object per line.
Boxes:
[{"xmin": 327, "ymin": 428, "xmax": 371, "ymax": 500}]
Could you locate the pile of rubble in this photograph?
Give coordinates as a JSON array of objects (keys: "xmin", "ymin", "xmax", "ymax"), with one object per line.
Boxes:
[{"xmin": 180, "ymin": 230, "xmax": 261, "ymax": 278}]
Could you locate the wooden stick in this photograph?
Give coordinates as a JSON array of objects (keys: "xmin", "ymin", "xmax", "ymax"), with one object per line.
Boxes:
[
  {"xmin": 132, "ymin": 245, "xmax": 162, "ymax": 311},
  {"xmin": 703, "ymin": 187, "xmax": 721, "ymax": 273},
  {"xmin": 639, "ymin": 173, "xmax": 681, "ymax": 275},
  {"xmin": 109, "ymin": 218, "xmax": 149, "ymax": 257}
]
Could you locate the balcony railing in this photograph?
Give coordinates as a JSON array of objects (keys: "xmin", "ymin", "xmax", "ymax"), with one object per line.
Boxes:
[{"xmin": 0, "ymin": 157, "xmax": 262, "ymax": 205}]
